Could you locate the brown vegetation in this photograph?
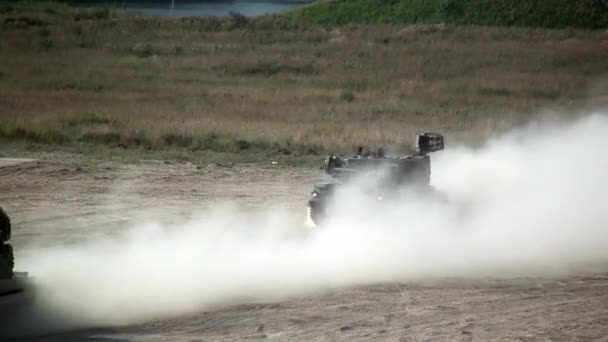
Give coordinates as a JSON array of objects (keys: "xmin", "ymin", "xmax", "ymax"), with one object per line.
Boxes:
[{"xmin": 0, "ymin": 5, "xmax": 607, "ymax": 157}]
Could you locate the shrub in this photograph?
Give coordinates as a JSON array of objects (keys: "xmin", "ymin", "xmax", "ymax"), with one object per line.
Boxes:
[
  {"xmin": 162, "ymin": 134, "xmax": 194, "ymax": 147},
  {"xmin": 339, "ymin": 90, "xmax": 355, "ymax": 102},
  {"xmin": 131, "ymin": 43, "xmax": 159, "ymax": 58},
  {"xmin": 229, "ymin": 11, "xmax": 249, "ymax": 29},
  {"xmin": 73, "ymin": 7, "xmax": 110, "ymax": 21}
]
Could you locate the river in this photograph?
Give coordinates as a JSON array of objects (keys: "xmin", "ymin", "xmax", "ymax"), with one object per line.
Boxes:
[{"xmin": 71, "ymin": 0, "xmax": 314, "ymax": 17}]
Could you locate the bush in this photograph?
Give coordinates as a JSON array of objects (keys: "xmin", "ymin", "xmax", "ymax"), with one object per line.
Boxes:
[
  {"xmin": 0, "ymin": 127, "xmax": 70, "ymax": 144},
  {"xmin": 73, "ymin": 7, "xmax": 110, "ymax": 21},
  {"xmin": 4, "ymin": 16, "xmax": 47, "ymax": 28},
  {"xmin": 0, "ymin": 4, "xmax": 14, "ymax": 14},
  {"xmin": 80, "ymin": 131, "xmax": 121, "ymax": 145},
  {"xmin": 131, "ymin": 43, "xmax": 160, "ymax": 58},
  {"xmin": 215, "ymin": 61, "xmax": 317, "ymax": 77},
  {"xmin": 229, "ymin": 11, "xmax": 249, "ymax": 29},
  {"xmin": 162, "ymin": 134, "xmax": 194, "ymax": 147},
  {"xmin": 339, "ymin": 90, "xmax": 355, "ymax": 102}
]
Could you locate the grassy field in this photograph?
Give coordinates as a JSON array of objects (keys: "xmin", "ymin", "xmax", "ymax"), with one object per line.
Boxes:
[
  {"xmin": 288, "ymin": 0, "xmax": 608, "ymax": 29},
  {"xmin": 0, "ymin": 2, "xmax": 607, "ymax": 163}
]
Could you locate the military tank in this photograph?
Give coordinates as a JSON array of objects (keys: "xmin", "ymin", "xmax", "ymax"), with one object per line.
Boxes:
[
  {"xmin": 307, "ymin": 133, "xmax": 445, "ymax": 226},
  {"xmin": 0, "ymin": 207, "xmax": 31, "ymax": 309}
]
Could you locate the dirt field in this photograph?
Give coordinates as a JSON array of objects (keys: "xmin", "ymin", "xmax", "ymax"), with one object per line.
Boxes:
[
  {"xmin": 1, "ymin": 156, "xmax": 322, "ymax": 250},
  {"xmin": 2, "ymin": 157, "xmax": 608, "ymax": 341}
]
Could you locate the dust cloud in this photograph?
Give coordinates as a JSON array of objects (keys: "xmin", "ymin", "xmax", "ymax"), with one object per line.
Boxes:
[{"xmin": 7, "ymin": 113, "xmax": 608, "ymax": 335}]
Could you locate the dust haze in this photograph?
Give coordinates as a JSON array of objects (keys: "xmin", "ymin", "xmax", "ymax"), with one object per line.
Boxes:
[{"xmin": 9, "ymin": 112, "xmax": 608, "ymax": 335}]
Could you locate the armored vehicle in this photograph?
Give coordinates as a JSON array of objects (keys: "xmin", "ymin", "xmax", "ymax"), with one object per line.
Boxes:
[
  {"xmin": 307, "ymin": 133, "xmax": 444, "ymax": 226},
  {"xmin": 0, "ymin": 207, "xmax": 31, "ymax": 308}
]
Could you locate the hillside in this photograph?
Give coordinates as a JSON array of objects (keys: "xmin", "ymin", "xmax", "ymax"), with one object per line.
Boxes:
[
  {"xmin": 0, "ymin": 3, "xmax": 607, "ymax": 163},
  {"xmin": 287, "ymin": 0, "xmax": 608, "ymax": 29}
]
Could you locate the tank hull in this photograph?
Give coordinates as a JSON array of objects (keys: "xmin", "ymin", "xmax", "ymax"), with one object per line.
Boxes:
[{"xmin": 307, "ymin": 133, "xmax": 445, "ymax": 227}]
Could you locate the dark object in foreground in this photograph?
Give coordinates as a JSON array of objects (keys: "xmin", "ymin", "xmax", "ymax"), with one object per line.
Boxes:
[
  {"xmin": 0, "ymin": 207, "xmax": 14, "ymax": 280},
  {"xmin": 0, "ymin": 207, "xmax": 31, "ymax": 308},
  {"xmin": 307, "ymin": 133, "xmax": 444, "ymax": 226}
]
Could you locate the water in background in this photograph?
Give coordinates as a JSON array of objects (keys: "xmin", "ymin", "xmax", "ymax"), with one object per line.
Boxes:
[{"xmin": 72, "ymin": 0, "xmax": 313, "ymax": 17}]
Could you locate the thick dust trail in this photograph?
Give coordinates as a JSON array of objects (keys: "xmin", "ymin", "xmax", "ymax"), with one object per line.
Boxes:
[{"xmin": 6, "ymin": 113, "xmax": 608, "ymax": 336}]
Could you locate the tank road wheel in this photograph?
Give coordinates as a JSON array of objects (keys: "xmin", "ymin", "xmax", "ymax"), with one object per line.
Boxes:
[
  {"xmin": 0, "ymin": 207, "xmax": 10, "ymax": 243},
  {"xmin": 309, "ymin": 207, "xmax": 321, "ymax": 227},
  {"xmin": 308, "ymin": 201, "xmax": 327, "ymax": 227}
]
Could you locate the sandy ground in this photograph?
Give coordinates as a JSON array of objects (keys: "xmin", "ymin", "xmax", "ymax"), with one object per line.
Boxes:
[{"xmin": 1, "ymin": 157, "xmax": 608, "ymax": 341}]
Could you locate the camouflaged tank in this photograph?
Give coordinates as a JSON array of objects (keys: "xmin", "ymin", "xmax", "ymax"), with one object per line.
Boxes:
[{"xmin": 307, "ymin": 133, "xmax": 445, "ymax": 226}]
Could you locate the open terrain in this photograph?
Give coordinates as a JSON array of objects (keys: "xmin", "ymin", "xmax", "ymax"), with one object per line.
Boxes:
[
  {"xmin": 0, "ymin": 3, "xmax": 607, "ymax": 161},
  {"xmin": 1, "ymin": 2, "xmax": 608, "ymax": 341},
  {"xmin": 1, "ymin": 157, "xmax": 608, "ymax": 341}
]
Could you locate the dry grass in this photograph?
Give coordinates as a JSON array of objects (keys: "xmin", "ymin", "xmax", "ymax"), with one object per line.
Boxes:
[{"xmin": 0, "ymin": 5, "xmax": 607, "ymax": 156}]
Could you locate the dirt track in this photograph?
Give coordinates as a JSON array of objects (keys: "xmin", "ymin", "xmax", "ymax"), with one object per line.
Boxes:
[{"xmin": 1, "ymin": 158, "xmax": 608, "ymax": 341}]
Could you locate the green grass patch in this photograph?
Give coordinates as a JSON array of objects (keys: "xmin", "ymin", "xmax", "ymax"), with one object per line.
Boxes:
[
  {"xmin": 288, "ymin": 0, "xmax": 608, "ymax": 29},
  {"xmin": 0, "ymin": 138, "xmax": 325, "ymax": 168},
  {"xmin": 0, "ymin": 121, "xmax": 325, "ymax": 158},
  {"xmin": 339, "ymin": 89, "xmax": 355, "ymax": 102}
]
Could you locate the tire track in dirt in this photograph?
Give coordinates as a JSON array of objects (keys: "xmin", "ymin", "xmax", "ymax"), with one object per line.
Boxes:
[{"xmin": 1, "ymin": 158, "xmax": 608, "ymax": 341}]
